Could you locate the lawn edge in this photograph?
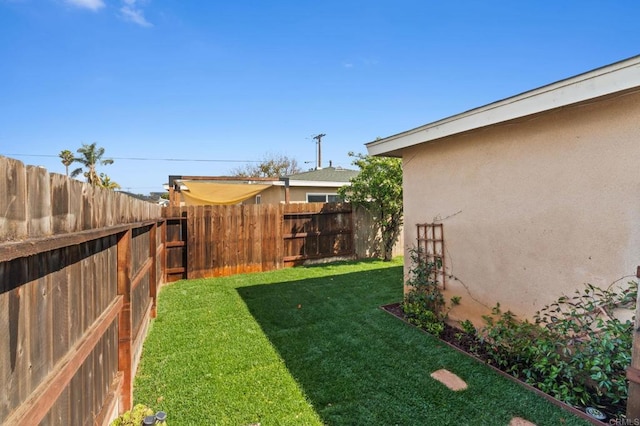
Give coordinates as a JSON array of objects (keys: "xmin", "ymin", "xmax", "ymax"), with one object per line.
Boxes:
[{"xmin": 379, "ymin": 303, "xmax": 602, "ymax": 425}]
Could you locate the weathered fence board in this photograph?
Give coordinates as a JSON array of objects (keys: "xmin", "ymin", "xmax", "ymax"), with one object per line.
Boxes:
[
  {"xmin": 26, "ymin": 165, "xmax": 52, "ymax": 237},
  {"xmin": 0, "ymin": 156, "xmax": 27, "ymax": 239}
]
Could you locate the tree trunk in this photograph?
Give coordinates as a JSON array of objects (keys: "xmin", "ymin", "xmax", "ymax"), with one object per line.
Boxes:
[{"xmin": 382, "ymin": 226, "xmax": 393, "ymax": 261}]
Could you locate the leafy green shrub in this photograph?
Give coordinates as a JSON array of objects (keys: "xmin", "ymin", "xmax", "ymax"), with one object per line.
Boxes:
[
  {"xmin": 110, "ymin": 404, "xmax": 155, "ymax": 426},
  {"xmin": 402, "ymin": 247, "xmax": 459, "ymax": 337},
  {"xmin": 479, "ymin": 304, "xmax": 545, "ymax": 376},
  {"xmin": 531, "ymin": 282, "xmax": 636, "ymax": 407},
  {"xmin": 403, "ymin": 296, "xmax": 445, "ymax": 336},
  {"xmin": 459, "ymin": 319, "xmax": 476, "ymax": 335},
  {"xmin": 404, "ymin": 247, "xmax": 445, "ymax": 310},
  {"xmin": 476, "ymin": 281, "xmax": 636, "ymax": 410}
]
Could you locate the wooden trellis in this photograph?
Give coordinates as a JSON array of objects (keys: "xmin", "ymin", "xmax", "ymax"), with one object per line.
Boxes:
[{"xmin": 416, "ymin": 223, "xmax": 445, "ymax": 289}]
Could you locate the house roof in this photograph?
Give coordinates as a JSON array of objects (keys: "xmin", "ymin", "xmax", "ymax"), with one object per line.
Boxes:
[
  {"xmin": 286, "ymin": 166, "xmax": 359, "ymax": 182},
  {"xmin": 367, "ymin": 55, "xmax": 640, "ymax": 157}
]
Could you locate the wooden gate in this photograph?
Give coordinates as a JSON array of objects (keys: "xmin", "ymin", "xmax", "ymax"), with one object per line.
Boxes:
[
  {"xmin": 283, "ymin": 203, "xmax": 354, "ymax": 266},
  {"xmin": 163, "ymin": 207, "xmax": 188, "ymax": 282}
]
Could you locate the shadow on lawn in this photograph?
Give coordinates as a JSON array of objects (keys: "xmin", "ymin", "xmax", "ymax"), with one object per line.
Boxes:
[
  {"xmin": 236, "ymin": 262, "xmax": 406, "ymax": 424},
  {"xmin": 235, "ymin": 261, "xmax": 590, "ymax": 426}
]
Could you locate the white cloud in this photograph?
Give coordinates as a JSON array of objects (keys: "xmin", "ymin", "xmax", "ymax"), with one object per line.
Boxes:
[
  {"xmin": 64, "ymin": 0, "xmax": 105, "ymax": 11},
  {"xmin": 120, "ymin": 0, "xmax": 152, "ymax": 27},
  {"xmin": 342, "ymin": 57, "xmax": 379, "ymax": 69}
]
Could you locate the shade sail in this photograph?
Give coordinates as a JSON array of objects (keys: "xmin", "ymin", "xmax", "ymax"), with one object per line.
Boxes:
[{"xmin": 182, "ymin": 181, "xmax": 272, "ymax": 205}]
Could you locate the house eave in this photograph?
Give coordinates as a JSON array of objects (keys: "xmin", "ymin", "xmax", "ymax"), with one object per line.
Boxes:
[
  {"xmin": 367, "ymin": 55, "xmax": 640, "ymax": 157},
  {"xmin": 287, "ymin": 180, "xmax": 350, "ymax": 188}
]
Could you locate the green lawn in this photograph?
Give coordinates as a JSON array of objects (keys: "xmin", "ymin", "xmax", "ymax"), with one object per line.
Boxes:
[{"xmin": 133, "ymin": 258, "xmax": 590, "ymax": 425}]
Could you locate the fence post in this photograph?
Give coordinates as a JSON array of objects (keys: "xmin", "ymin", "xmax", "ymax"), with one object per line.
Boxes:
[
  {"xmin": 349, "ymin": 203, "xmax": 356, "ymax": 259},
  {"xmin": 117, "ymin": 229, "xmax": 133, "ymax": 411},
  {"xmin": 160, "ymin": 218, "xmax": 167, "ymax": 284},
  {"xmin": 149, "ymin": 223, "xmax": 158, "ymax": 318},
  {"xmin": 627, "ymin": 266, "xmax": 640, "ymax": 421}
]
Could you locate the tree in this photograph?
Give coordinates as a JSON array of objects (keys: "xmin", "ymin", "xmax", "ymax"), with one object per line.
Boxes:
[
  {"xmin": 99, "ymin": 173, "xmax": 121, "ymax": 190},
  {"xmin": 70, "ymin": 142, "xmax": 117, "ymax": 187},
  {"xmin": 59, "ymin": 149, "xmax": 74, "ymax": 176},
  {"xmin": 338, "ymin": 152, "xmax": 403, "ymax": 261},
  {"xmin": 230, "ymin": 153, "xmax": 302, "ymax": 178}
]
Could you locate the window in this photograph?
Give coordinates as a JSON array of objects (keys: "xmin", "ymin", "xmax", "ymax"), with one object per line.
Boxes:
[
  {"xmin": 306, "ymin": 193, "xmax": 342, "ymax": 203},
  {"xmin": 307, "ymin": 194, "xmax": 327, "ymax": 202},
  {"xmin": 255, "ymin": 194, "xmax": 261, "ymax": 204}
]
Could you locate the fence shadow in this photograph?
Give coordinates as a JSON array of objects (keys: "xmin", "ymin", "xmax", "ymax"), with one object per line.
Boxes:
[
  {"xmin": 234, "ymin": 262, "xmax": 580, "ymax": 425},
  {"xmin": 235, "ymin": 263, "xmax": 411, "ymax": 424}
]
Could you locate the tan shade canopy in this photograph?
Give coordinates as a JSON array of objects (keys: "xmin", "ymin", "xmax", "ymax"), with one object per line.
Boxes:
[{"xmin": 181, "ymin": 181, "xmax": 272, "ymax": 205}]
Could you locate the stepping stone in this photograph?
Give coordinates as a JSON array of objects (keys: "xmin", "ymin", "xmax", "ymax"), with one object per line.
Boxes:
[
  {"xmin": 509, "ymin": 417, "xmax": 536, "ymax": 426},
  {"xmin": 430, "ymin": 369, "xmax": 467, "ymax": 391}
]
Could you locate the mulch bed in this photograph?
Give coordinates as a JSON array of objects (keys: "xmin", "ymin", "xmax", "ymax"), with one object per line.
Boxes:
[
  {"xmin": 381, "ymin": 302, "xmax": 623, "ymax": 424},
  {"xmin": 381, "ymin": 302, "xmax": 487, "ymax": 356}
]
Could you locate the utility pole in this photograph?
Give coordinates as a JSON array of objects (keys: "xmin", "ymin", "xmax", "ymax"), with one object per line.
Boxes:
[{"xmin": 312, "ymin": 133, "xmax": 326, "ymax": 169}]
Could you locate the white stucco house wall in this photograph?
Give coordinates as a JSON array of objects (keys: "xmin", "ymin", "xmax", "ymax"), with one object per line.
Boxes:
[{"xmin": 367, "ymin": 55, "xmax": 640, "ymax": 322}]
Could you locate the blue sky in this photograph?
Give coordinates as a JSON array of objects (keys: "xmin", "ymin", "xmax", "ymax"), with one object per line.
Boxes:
[{"xmin": 1, "ymin": 1, "xmax": 639, "ymax": 194}]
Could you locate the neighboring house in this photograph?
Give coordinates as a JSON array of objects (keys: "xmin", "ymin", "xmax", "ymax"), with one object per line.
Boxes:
[
  {"xmin": 367, "ymin": 55, "xmax": 640, "ymax": 323},
  {"xmin": 283, "ymin": 166, "xmax": 360, "ymax": 203},
  {"xmin": 118, "ymin": 190, "xmax": 168, "ymax": 205},
  {"xmin": 166, "ymin": 166, "xmax": 359, "ymax": 206}
]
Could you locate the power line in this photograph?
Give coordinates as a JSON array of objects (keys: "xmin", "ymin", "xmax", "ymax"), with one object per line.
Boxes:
[{"xmin": 1, "ymin": 154, "xmax": 261, "ymax": 163}]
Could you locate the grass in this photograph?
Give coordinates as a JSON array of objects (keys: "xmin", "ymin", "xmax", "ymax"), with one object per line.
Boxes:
[{"xmin": 133, "ymin": 258, "xmax": 590, "ymax": 425}]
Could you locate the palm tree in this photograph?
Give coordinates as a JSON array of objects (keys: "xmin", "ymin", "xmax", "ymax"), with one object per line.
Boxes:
[
  {"xmin": 71, "ymin": 142, "xmax": 114, "ymax": 186},
  {"xmin": 59, "ymin": 150, "xmax": 74, "ymax": 176},
  {"xmin": 99, "ymin": 173, "xmax": 121, "ymax": 190}
]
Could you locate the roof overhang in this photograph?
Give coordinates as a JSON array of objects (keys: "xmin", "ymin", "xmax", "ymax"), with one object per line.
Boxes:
[
  {"xmin": 367, "ymin": 55, "xmax": 640, "ymax": 157},
  {"xmin": 286, "ymin": 180, "xmax": 350, "ymax": 188}
]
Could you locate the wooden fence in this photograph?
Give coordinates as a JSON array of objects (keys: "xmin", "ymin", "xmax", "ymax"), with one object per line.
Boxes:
[
  {"xmin": 1, "ymin": 155, "xmax": 403, "ymax": 425},
  {"xmin": 163, "ymin": 202, "xmax": 356, "ymax": 280},
  {"xmin": 0, "ymin": 156, "xmax": 163, "ymax": 425},
  {"xmin": 283, "ymin": 202, "xmax": 354, "ymax": 266}
]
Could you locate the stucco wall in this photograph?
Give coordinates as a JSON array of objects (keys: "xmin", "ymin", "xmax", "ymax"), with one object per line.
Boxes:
[
  {"xmin": 242, "ymin": 186, "xmax": 343, "ymax": 205},
  {"xmin": 288, "ymin": 186, "xmax": 341, "ymax": 202},
  {"xmin": 242, "ymin": 185, "xmax": 284, "ymax": 205},
  {"xmin": 402, "ymin": 89, "xmax": 640, "ymax": 322}
]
